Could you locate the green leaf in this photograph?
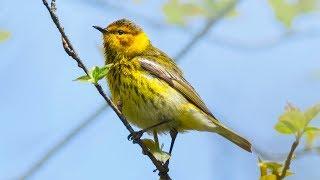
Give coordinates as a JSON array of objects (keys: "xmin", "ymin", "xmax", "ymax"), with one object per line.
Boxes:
[
  {"xmin": 304, "ymin": 104, "xmax": 320, "ymax": 123},
  {"xmin": 284, "ymin": 170, "xmax": 294, "ymax": 177},
  {"xmin": 162, "ymin": 0, "xmax": 238, "ymax": 25},
  {"xmin": 74, "ymin": 75, "xmax": 91, "ymax": 82},
  {"xmin": 74, "ymin": 64, "xmax": 112, "ymax": 84},
  {"xmin": 203, "ymin": 0, "xmax": 237, "ymax": 18},
  {"xmin": 263, "ymin": 161, "xmax": 282, "ymax": 173},
  {"xmin": 275, "ymin": 104, "xmax": 306, "ymax": 135},
  {"xmin": 304, "ymin": 126, "xmax": 320, "ymax": 149},
  {"xmin": 269, "ymin": 0, "xmax": 296, "ymax": 28},
  {"xmin": 304, "ymin": 126, "xmax": 320, "ymax": 133},
  {"xmin": 98, "ymin": 64, "xmax": 113, "ymax": 80},
  {"xmin": 141, "ymin": 139, "xmax": 171, "ymax": 163},
  {"xmin": 274, "ymin": 103, "xmax": 320, "ymax": 156},
  {"xmin": 162, "ymin": 0, "xmax": 206, "ymax": 25},
  {"xmin": 269, "ymin": 0, "xmax": 319, "ymax": 28},
  {"xmin": 259, "ymin": 160, "xmax": 293, "ymax": 179},
  {"xmin": 258, "ymin": 158, "xmax": 268, "ymax": 176},
  {"xmin": 90, "ymin": 66, "xmax": 101, "ymax": 84},
  {"xmin": 0, "ymin": 30, "xmax": 10, "ymax": 42},
  {"xmin": 274, "ymin": 120, "xmax": 298, "ymax": 134},
  {"xmin": 260, "ymin": 174, "xmax": 277, "ymax": 180}
]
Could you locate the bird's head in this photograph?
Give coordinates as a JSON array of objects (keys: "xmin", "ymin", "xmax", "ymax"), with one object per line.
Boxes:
[{"xmin": 93, "ymin": 19, "xmax": 150, "ymax": 58}]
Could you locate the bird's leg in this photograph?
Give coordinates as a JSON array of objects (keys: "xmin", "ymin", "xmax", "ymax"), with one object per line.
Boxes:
[
  {"xmin": 163, "ymin": 129, "xmax": 178, "ymax": 168},
  {"xmin": 128, "ymin": 120, "xmax": 169, "ymax": 144},
  {"xmin": 153, "ymin": 130, "xmax": 160, "ymax": 149},
  {"xmin": 168, "ymin": 129, "xmax": 178, "ymax": 155}
]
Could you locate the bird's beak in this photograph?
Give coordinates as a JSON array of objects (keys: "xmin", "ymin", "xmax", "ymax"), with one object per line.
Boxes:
[{"xmin": 93, "ymin": 25, "xmax": 107, "ymax": 34}]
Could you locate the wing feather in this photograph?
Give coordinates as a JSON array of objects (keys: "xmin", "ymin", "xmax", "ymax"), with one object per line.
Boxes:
[{"xmin": 139, "ymin": 58, "xmax": 214, "ymax": 117}]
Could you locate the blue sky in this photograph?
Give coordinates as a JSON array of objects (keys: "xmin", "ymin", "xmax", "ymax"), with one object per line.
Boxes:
[{"xmin": 1, "ymin": 0, "xmax": 320, "ymax": 179}]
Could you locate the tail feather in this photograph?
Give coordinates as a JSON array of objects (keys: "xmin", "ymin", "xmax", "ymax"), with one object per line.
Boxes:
[{"xmin": 211, "ymin": 118, "xmax": 252, "ymax": 153}]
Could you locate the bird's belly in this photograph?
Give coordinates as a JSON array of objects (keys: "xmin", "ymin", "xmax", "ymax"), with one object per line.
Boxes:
[{"xmin": 116, "ymin": 73, "xmax": 187, "ymax": 133}]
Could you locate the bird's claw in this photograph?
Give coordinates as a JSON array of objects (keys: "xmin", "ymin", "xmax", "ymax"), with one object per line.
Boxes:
[{"xmin": 127, "ymin": 131, "xmax": 143, "ymax": 144}]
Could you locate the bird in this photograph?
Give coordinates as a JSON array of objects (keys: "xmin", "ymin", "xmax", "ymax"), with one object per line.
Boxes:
[{"xmin": 93, "ymin": 18, "xmax": 252, "ymax": 154}]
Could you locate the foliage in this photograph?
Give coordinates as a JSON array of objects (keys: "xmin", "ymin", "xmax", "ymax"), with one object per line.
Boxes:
[
  {"xmin": 161, "ymin": 0, "xmax": 319, "ymax": 28},
  {"xmin": 305, "ymin": 127, "xmax": 320, "ymax": 150},
  {"xmin": 0, "ymin": 30, "xmax": 10, "ymax": 42},
  {"xmin": 74, "ymin": 64, "xmax": 112, "ymax": 84},
  {"xmin": 269, "ymin": 0, "xmax": 320, "ymax": 28},
  {"xmin": 259, "ymin": 103, "xmax": 320, "ymax": 179},
  {"xmin": 259, "ymin": 159, "xmax": 293, "ymax": 180},
  {"xmin": 162, "ymin": 0, "xmax": 237, "ymax": 25},
  {"xmin": 274, "ymin": 103, "xmax": 320, "ymax": 137},
  {"xmin": 39, "ymin": 0, "xmax": 320, "ymax": 179},
  {"xmin": 141, "ymin": 139, "xmax": 171, "ymax": 163}
]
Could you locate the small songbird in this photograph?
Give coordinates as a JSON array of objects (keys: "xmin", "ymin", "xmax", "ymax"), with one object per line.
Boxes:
[{"xmin": 93, "ymin": 19, "xmax": 251, "ymax": 153}]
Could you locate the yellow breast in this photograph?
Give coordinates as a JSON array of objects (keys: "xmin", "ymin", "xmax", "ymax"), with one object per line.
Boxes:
[{"xmin": 106, "ymin": 58, "xmax": 186, "ymax": 132}]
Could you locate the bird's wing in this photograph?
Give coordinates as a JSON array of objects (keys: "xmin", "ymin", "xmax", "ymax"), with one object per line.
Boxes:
[
  {"xmin": 139, "ymin": 58, "xmax": 215, "ymax": 117},
  {"xmin": 143, "ymin": 46, "xmax": 183, "ymax": 76}
]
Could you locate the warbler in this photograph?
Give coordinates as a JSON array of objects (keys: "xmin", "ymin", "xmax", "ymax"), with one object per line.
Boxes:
[{"xmin": 93, "ymin": 19, "xmax": 251, "ymax": 153}]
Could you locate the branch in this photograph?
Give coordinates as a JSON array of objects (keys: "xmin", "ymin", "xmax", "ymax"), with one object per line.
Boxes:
[
  {"xmin": 174, "ymin": 0, "xmax": 239, "ymax": 60},
  {"xmin": 40, "ymin": 0, "xmax": 170, "ymax": 179},
  {"xmin": 19, "ymin": 105, "xmax": 107, "ymax": 179},
  {"xmin": 279, "ymin": 137, "xmax": 300, "ymax": 179},
  {"xmin": 87, "ymin": 0, "xmax": 320, "ymax": 52},
  {"xmin": 256, "ymin": 141, "xmax": 320, "ymax": 163},
  {"xmin": 20, "ymin": 0, "xmax": 240, "ymax": 178},
  {"xmin": 204, "ymin": 28, "xmax": 320, "ymax": 51},
  {"xmin": 89, "ymin": 0, "xmax": 239, "ymax": 60}
]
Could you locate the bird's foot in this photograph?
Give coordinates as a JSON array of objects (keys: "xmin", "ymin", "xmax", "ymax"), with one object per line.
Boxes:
[
  {"xmin": 127, "ymin": 130, "xmax": 144, "ymax": 144},
  {"xmin": 127, "ymin": 121, "xmax": 170, "ymax": 144}
]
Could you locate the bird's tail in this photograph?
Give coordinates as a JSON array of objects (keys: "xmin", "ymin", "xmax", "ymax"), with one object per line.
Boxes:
[{"xmin": 210, "ymin": 117, "xmax": 252, "ymax": 153}]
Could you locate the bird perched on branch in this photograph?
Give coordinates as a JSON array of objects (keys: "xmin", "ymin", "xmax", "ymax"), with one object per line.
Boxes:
[{"xmin": 93, "ymin": 19, "xmax": 251, "ymax": 154}]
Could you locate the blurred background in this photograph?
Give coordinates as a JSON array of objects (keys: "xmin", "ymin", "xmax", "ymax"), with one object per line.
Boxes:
[{"xmin": 1, "ymin": 0, "xmax": 320, "ymax": 179}]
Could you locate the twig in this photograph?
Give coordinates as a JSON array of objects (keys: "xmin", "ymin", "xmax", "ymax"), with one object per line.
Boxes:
[
  {"xmin": 87, "ymin": 0, "xmax": 320, "ymax": 52},
  {"xmin": 205, "ymin": 29, "xmax": 320, "ymax": 51},
  {"xmin": 255, "ymin": 142, "xmax": 320, "ymax": 163},
  {"xmin": 279, "ymin": 137, "xmax": 300, "ymax": 179},
  {"xmin": 41, "ymin": 0, "xmax": 170, "ymax": 179},
  {"xmin": 19, "ymin": 105, "xmax": 107, "ymax": 179},
  {"xmin": 20, "ymin": 0, "xmax": 239, "ymax": 178}
]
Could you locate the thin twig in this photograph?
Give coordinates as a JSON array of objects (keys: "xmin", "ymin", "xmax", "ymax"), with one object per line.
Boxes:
[
  {"xmin": 255, "ymin": 142, "xmax": 320, "ymax": 163},
  {"xmin": 40, "ymin": 0, "xmax": 170, "ymax": 179},
  {"xmin": 279, "ymin": 137, "xmax": 300, "ymax": 179},
  {"xmin": 205, "ymin": 29, "xmax": 320, "ymax": 51},
  {"xmin": 88, "ymin": 0, "xmax": 320, "ymax": 52},
  {"xmin": 19, "ymin": 105, "xmax": 107, "ymax": 179},
  {"xmin": 20, "ymin": 0, "xmax": 239, "ymax": 179}
]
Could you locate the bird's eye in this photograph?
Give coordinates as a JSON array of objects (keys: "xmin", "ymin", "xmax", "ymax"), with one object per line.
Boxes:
[{"xmin": 117, "ymin": 30, "xmax": 125, "ymax": 35}]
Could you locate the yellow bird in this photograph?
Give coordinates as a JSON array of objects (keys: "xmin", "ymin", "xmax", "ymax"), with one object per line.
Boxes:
[{"xmin": 93, "ymin": 19, "xmax": 251, "ymax": 153}]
